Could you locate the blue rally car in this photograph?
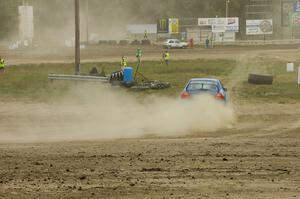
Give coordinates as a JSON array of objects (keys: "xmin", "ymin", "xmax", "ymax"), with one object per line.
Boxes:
[{"xmin": 180, "ymin": 78, "xmax": 228, "ymax": 102}]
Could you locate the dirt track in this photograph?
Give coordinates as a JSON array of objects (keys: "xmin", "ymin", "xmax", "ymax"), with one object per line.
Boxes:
[
  {"xmin": 0, "ymin": 45, "xmax": 300, "ymax": 198},
  {"xmin": 1, "ymin": 44, "xmax": 300, "ymax": 65},
  {"xmin": 0, "ymin": 101, "xmax": 299, "ymax": 199},
  {"xmin": 0, "ymin": 133, "xmax": 299, "ymax": 198}
]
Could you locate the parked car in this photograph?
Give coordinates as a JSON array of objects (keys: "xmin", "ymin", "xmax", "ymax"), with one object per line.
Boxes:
[
  {"xmin": 163, "ymin": 39, "xmax": 188, "ymax": 49},
  {"xmin": 180, "ymin": 78, "xmax": 228, "ymax": 102}
]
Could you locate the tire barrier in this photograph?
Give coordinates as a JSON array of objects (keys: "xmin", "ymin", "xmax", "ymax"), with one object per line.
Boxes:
[
  {"xmin": 248, "ymin": 73, "xmax": 273, "ymax": 85},
  {"xmin": 98, "ymin": 40, "xmax": 109, "ymax": 45},
  {"xmin": 89, "ymin": 67, "xmax": 99, "ymax": 76},
  {"xmin": 150, "ymin": 81, "xmax": 171, "ymax": 89},
  {"xmin": 108, "ymin": 40, "xmax": 117, "ymax": 45},
  {"xmin": 141, "ymin": 39, "xmax": 151, "ymax": 45},
  {"xmin": 131, "ymin": 40, "xmax": 141, "ymax": 45},
  {"xmin": 132, "ymin": 81, "xmax": 171, "ymax": 90},
  {"xmin": 110, "ymin": 70, "xmax": 124, "ymax": 82},
  {"xmin": 119, "ymin": 40, "xmax": 128, "ymax": 45},
  {"xmin": 109, "ymin": 70, "xmax": 123, "ymax": 86}
]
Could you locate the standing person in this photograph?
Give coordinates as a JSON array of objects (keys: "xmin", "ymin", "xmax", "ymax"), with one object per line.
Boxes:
[
  {"xmin": 209, "ymin": 35, "xmax": 213, "ymax": 48},
  {"xmin": 136, "ymin": 48, "xmax": 142, "ymax": 64},
  {"xmin": 144, "ymin": 30, "xmax": 148, "ymax": 39},
  {"xmin": 120, "ymin": 56, "xmax": 127, "ymax": 69},
  {"xmin": 134, "ymin": 48, "xmax": 143, "ymax": 80},
  {"xmin": 205, "ymin": 38, "xmax": 209, "ymax": 49},
  {"xmin": 189, "ymin": 38, "xmax": 194, "ymax": 49},
  {"xmin": 0, "ymin": 57, "xmax": 5, "ymax": 73},
  {"xmin": 164, "ymin": 51, "xmax": 170, "ymax": 66}
]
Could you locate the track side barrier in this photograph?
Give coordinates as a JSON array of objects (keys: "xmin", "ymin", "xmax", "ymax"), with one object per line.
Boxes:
[{"xmin": 48, "ymin": 74, "xmax": 109, "ymax": 82}]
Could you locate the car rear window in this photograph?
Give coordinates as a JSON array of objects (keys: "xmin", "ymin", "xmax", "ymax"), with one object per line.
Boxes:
[{"xmin": 187, "ymin": 81, "xmax": 218, "ymax": 92}]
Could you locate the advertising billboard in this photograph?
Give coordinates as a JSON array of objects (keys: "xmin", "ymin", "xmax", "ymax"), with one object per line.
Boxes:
[
  {"xmin": 157, "ymin": 18, "xmax": 169, "ymax": 33},
  {"xmin": 169, "ymin": 18, "xmax": 179, "ymax": 34},
  {"xmin": 198, "ymin": 17, "xmax": 239, "ymax": 32},
  {"xmin": 291, "ymin": 12, "xmax": 300, "ymax": 27},
  {"xmin": 246, "ymin": 19, "xmax": 273, "ymax": 35},
  {"xmin": 214, "ymin": 32, "xmax": 236, "ymax": 42}
]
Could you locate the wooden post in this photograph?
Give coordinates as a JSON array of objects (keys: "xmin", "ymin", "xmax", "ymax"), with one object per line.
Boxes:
[
  {"xmin": 298, "ymin": 67, "xmax": 300, "ymax": 85},
  {"xmin": 86, "ymin": 0, "xmax": 89, "ymax": 44},
  {"xmin": 75, "ymin": 0, "xmax": 80, "ymax": 75}
]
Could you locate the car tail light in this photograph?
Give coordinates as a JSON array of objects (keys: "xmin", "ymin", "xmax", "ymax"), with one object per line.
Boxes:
[
  {"xmin": 180, "ymin": 91, "xmax": 190, "ymax": 99},
  {"xmin": 215, "ymin": 93, "xmax": 225, "ymax": 100}
]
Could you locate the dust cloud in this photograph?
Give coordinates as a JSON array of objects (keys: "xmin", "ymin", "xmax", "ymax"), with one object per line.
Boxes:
[
  {"xmin": 16, "ymin": 0, "xmax": 215, "ymax": 45},
  {"xmin": 31, "ymin": 0, "xmax": 137, "ymax": 45},
  {"xmin": 0, "ymin": 84, "xmax": 235, "ymax": 143}
]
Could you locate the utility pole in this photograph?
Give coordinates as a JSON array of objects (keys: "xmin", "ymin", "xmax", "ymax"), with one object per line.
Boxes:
[
  {"xmin": 86, "ymin": 0, "xmax": 89, "ymax": 44},
  {"xmin": 75, "ymin": 0, "xmax": 80, "ymax": 75},
  {"xmin": 226, "ymin": 0, "xmax": 230, "ymax": 18}
]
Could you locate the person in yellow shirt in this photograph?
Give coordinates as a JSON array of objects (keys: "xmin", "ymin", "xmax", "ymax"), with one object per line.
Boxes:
[
  {"xmin": 0, "ymin": 57, "xmax": 5, "ymax": 73},
  {"xmin": 120, "ymin": 56, "xmax": 127, "ymax": 69},
  {"xmin": 164, "ymin": 51, "xmax": 170, "ymax": 66}
]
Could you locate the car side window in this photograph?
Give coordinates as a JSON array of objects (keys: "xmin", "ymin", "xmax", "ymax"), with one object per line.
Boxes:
[
  {"xmin": 169, "ymin": 40, "xmax": 174, "ymax": 44},
  {"xmin": 219, "ymin": 81, "xmax": 225, "ymax": 89}
]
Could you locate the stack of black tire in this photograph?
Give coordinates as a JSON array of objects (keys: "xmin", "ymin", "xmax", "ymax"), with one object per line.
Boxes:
[
  {"xmin": 141, "ymin": 39, "xmax": 151, "ymax": 45},
  {"xmin": 131, "ymin": 40, "xmax": 140, "ymax": 45},
  {"xmin": 248, "ymin": 74, "xmax": 273, "ymax": 85},
  {"xmin": 119, "ymin": 40, "xmax": 128, "ymax": 45},
  {"xmin": 110, "ymin": 70, "xmax": 124, "ymax": 86}
]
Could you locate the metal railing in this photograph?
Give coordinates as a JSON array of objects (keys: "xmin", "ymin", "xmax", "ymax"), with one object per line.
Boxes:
[{"xmin": 48, "ymin": 74, "xmax": 109, "ymax": 82}]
